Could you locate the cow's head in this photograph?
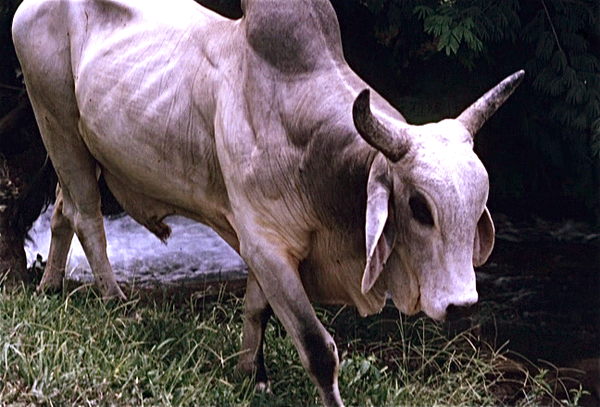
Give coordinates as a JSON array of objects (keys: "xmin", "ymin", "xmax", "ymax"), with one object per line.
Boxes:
[{"xmin": 354, "ymin": 71, "xmax": 523, "ymax": 321}]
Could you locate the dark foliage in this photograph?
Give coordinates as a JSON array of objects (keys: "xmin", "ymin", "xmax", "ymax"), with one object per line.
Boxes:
[
  {"xmin": 0, "ymin": 94, "xmax": 55, "ymax": 240},
  {"xmin": 0, "ymin": 1, "xmax": 21, "ymax": 114}
]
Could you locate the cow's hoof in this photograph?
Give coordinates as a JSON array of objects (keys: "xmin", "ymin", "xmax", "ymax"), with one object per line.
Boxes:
[
  {"xmin": 36, "ymin": 276, "xmax": 64, "ymax": 295},
  {"xmin": 235, "ymin": 361, "xmax": 270, "ymax": 393},
  {"xmin": 255, "ymin": 380, "xmax": 271, "ymax": 394},
  {"xmin": 102, "ymin": 285, "xmax": 127, "ymax": 302}
]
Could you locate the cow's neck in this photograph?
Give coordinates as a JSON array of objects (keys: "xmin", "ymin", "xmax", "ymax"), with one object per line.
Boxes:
[
  {"xmin": 240, "ymin": 31, "xmax": 379, "ymax": 228},
  {"xmin": 237, "ymin": 1, "xmax": 386, "ymax": 236}
]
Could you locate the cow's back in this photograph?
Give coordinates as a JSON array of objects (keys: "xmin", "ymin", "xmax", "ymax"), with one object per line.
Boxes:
[{"xmin": 13, "ymin": 0, "xmax": 238, "ymax": 228}]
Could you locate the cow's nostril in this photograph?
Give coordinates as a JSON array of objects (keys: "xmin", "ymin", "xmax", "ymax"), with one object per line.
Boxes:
[{"xmin": 445, "ymin": 303, "xmax": 478, "ymax": 321}]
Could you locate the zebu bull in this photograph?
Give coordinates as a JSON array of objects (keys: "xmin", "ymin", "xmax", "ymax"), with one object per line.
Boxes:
[{"xmin": 12, "ymin": 0, "xmax": 523, "ymax": 404}]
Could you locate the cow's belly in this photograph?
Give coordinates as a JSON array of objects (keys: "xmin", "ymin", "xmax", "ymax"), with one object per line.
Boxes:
[
  {"xmin": 79, "ymin": 115, "xmax": 229, "ymax": 221},
  {"xmin": 99, "ymin": 164, "xmax": 239, "ymax": 251}
]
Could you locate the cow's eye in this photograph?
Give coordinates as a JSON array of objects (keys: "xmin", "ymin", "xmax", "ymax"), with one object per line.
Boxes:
[{"xmin": 409, "ymin": 194, "xmax": 434, "ymax": 227}]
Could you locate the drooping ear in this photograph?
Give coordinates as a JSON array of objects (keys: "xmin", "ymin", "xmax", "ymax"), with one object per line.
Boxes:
[
  {"xmin": 362, "ymin": 155, "xmax": 397, "ymax": 294},
  {"xmin": 473, "ymin": 207, "xmax": 495, "ymax": 267}
]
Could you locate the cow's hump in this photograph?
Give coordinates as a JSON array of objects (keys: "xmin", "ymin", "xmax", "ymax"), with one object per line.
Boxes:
[{"xmin": 243, "ymin": 0, "xmax": 344, "ymax": 74}]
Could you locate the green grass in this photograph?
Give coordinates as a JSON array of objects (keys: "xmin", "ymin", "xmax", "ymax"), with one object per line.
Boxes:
[{"xmin": 0, "ymin": 284, "xmax": 587, "ymax": 406}]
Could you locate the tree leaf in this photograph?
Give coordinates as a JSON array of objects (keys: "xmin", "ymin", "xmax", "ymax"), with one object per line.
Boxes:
[
  {"xmin": 535, "ymin": 32, "xmax": 555, "ymax": 61},
  {"xmin": 414, "ymin": 5, "xmax": 434, "ymax": 20},
  {"xmin": 566, "ymin": 82, "xmax": 585, "ymax": 105},
  {"xmin": 551, "ymin": 50, "xmax": 567, "ymax": 72}
]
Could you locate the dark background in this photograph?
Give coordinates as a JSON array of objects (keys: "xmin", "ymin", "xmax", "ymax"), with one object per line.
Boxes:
[{"xmin": 1, "ymin": 0, "xmax": 599, "ymax": 225}]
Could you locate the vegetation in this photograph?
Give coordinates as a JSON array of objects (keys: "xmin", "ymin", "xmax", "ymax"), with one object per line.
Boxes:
[{"xmin": 0, "ymin": 284, "xmax": 589, "ymax": 406}]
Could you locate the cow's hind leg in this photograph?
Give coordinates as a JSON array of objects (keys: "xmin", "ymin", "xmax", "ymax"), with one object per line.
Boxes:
[
  {"xmin": 54, "ymin": 164, "xmax": 125, "ymax": 300},
  {"xmin": 38, "ymin": 178, "xmax": 125, "ymax": 300},
  {"xmin": 37, "ymin": 185, "xmax": 74, "ymax": 293},
  {"xmin": 237, "ymin": 270, "xmax": 273, "ymax": 390},
  {"xmin": 31, "ymin": 117, "xmax": 125, "ymax": 300},
  {"xmin": 14, "ymin": 0, "xmax": 124, "ymax": 300}
]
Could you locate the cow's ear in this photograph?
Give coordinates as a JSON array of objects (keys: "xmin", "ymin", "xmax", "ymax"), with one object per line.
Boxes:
[
  {"xmin": 473, "ymin": 206, "xmax": 495, "ymax": 267},
  {"xmin": 362, "ymin": 156, "xmax": 396, "ymax": 294}
]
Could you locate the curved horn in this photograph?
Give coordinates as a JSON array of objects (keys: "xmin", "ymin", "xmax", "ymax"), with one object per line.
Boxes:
[
  {"xmin": 457, "ymin": 70, "xmax": 525, "ymax": 137},
  {"xmin": 353, "ymin": 89, "xmax": 410, "ymax": 162}
]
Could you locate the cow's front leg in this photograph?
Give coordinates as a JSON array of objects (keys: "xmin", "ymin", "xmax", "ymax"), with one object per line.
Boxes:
[
  {"xmin": 37, "ymin": 186, "xmax": 74, "ymax": 293},
  {"xmin": 240, "ymin": 239, "xmax": 343, "ymax": 407},
  {"xmin": 237, "ymin": 270, "xmax": 273, "ymax": 390}
]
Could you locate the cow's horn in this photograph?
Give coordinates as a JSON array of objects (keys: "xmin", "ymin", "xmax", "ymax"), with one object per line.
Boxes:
[
  {"xmin": 457, "ymin": 70, "xmax": 525, "ymax": 137},
  {"xmin": 353, "ymin": 89, "xmax": 410, "ymax": 162}
]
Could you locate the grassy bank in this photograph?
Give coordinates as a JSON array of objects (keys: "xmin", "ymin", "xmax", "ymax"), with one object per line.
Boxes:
[{"xmin": 0, "ymin": 285, "xmax": 587, "ymax": 406}]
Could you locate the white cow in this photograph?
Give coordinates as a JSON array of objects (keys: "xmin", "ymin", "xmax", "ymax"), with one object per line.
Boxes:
[{"xmin": 12, "ymin": 0, "xmax": 523, "ymax": 405}]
